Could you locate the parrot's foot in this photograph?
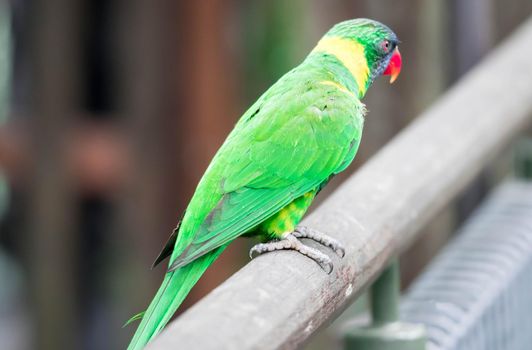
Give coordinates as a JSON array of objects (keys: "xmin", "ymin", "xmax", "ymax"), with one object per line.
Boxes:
[
  {"xmin": 249, "ymin": 231, "xmax": 342, "ymax": 274},
  {"xmin": 293, "ymin": 226, "xmax": 345, "ymax": 258}
]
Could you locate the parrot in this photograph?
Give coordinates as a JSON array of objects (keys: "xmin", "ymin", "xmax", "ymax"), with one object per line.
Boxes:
[{"xmin": 127, "ymin": 18, "xmax": 401, "ymax": 349}]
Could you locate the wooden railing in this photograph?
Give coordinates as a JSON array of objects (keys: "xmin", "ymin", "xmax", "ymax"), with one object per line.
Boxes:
[{"xmin": 147, "ymin": 17, "xmax": 532, "ymax": 350}]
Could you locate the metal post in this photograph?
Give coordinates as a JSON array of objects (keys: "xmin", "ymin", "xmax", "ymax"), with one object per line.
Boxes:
[
  {"xmin": 515, "ymin": 139, "xmax": 532, "ymax": 180},
  {"xmin": 370, "ymin": 259, "xmax": 400, "ymax": 325},
  {"xmin": 343, "ymin": 259, "xmax": 426, "ymax": 350}
]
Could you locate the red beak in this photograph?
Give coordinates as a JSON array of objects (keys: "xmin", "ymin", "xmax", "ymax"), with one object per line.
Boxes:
[{"xmin": 383, "ymin": 47, "xmax": 402, "ymax": 83}]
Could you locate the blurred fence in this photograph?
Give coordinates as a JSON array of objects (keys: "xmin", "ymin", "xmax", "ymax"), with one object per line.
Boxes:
[
  {"xmin": 146, "ymin": 16, "xmax": 532, "ymax": 350},
  {"xmin": 402, "ymin": 181, "xmax": 532, "ymax": 350}
]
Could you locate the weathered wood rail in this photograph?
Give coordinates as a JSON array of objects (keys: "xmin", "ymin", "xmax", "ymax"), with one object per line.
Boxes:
[{"xmin": 147, "ymin": 17, "xmax": 532, "ymax": 350}]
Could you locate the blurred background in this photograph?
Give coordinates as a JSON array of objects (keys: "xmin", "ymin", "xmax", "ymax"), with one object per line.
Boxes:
[{"xmin": 0, "ymin": 0, "xmax": 532, "ymax": 349}]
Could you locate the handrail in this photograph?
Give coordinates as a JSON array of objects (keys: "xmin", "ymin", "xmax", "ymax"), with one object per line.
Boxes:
[{"xmin": 147, "ymin": 17, "xmax": 532, "ymax": 350}]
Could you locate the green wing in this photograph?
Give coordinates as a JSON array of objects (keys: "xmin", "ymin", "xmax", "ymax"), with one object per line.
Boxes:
[{"xmin": 168, "ymin": 76, "xmax": 365, "ymax": 270}]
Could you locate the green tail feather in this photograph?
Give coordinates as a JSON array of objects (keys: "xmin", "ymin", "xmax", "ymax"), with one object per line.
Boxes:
[{"xmin": 127, "ymin": 246, "xmax": 227, "ymax": 350}]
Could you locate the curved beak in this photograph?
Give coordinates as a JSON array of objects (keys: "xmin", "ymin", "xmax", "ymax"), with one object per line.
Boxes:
[{"xmin": 383, "ymin": 47, "xmax": 402, "ymax": 83}]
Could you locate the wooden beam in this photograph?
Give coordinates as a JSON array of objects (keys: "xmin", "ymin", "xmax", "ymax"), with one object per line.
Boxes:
[{"xmin": 147, "ymin": 17, "xmax": 532, "ymax": 350}]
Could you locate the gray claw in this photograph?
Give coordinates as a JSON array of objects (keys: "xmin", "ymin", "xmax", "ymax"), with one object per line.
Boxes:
[
  {"xmin": 335, "ymin": 246, "xmax": 346, "ymax": 258},
  {"xmin": 249, "ymin": 247, "xmax": 257, "ymax": 259},
  {"xmin": 249, "ymin": 239, "xmax": 283, "ymax": 259},
  {"xmin": 318, "ymin": 259, "xmax": 334, "ymax": 274},
  {"xmin": 293, "ymin": 226, "xmax": 346, "ymax": 258},
  {"xmin": 249, "ymin": 233, "xmax": 334, "ymax": 273}
]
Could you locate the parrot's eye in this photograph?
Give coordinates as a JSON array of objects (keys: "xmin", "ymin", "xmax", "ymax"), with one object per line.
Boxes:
[{"xmin": 380, "ymin": 40, "xmax": 391, "ymax": 53}]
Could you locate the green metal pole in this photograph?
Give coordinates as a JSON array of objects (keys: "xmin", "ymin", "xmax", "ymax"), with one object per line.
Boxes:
[
  {"xmin": 370, "ymin": 258, "xmax": 400, "ymax": 325},
  {"xmin": 515, "ymin": 139, "xmax": 532, "ymax": 180},
  {"xmin": 343, "ymin": 259, "xmax": 426, "ymax": 350}
]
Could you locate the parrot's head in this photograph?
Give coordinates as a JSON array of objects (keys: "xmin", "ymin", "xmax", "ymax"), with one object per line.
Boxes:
[{"xmin": 314, "ymin": 18, "xmax": 401, "ymax": 96}]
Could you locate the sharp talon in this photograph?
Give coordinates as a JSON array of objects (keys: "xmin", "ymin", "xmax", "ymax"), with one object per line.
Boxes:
[
  {"xmin": 249, "ymin": 245, "xmax": 260, "ymax": 259},
  {"xmin": 336, "ymin": 247, "xmax": 346, "ymax": 258},
  {"xmin": 313, "ymin": 254, "xmax": 333, "ymax": 274},
  {"xmin": 322, "ymin": 261, "xmax": 333, "ymax": 274}
]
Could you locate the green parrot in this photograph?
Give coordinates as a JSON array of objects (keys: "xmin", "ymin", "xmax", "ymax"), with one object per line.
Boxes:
[{"xmin": 127, "ymin": 18, "xmax": 401, "ymax": 349}]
